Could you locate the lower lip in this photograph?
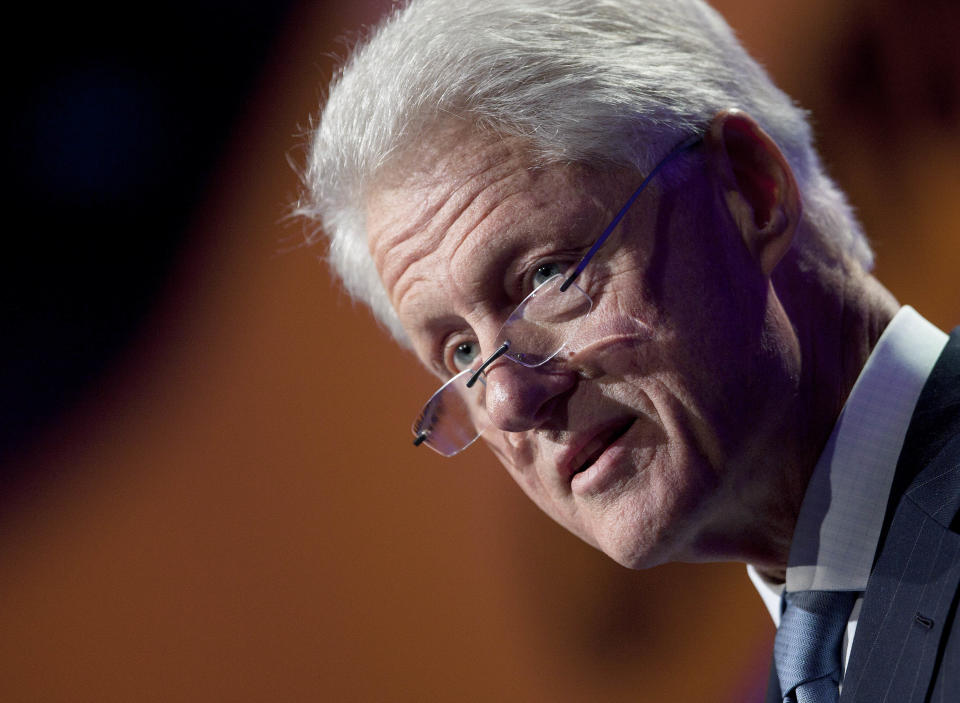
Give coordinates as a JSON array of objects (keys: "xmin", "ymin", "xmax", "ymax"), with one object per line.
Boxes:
[{"xmin": 569, "ymin": 420, "xmax": 641, "ymax": 497}]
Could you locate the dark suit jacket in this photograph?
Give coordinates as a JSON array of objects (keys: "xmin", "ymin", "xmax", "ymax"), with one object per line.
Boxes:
[{"xmin": 767, "ymin": 328, "xmax": 960, "ymax": 703}]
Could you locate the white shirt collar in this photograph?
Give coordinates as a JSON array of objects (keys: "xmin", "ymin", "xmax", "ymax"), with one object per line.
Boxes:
[{"xmin": 749, "ymin": 306, "xmax": 948, "ymax": 623}]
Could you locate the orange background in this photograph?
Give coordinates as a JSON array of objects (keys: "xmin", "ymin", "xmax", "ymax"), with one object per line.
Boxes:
[{"xmin": 1, "ymin": 2, "xmax": 957, "ymax": 701}]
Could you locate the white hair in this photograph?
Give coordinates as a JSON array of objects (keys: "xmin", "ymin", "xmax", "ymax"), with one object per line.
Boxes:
[{"xmin": 297, "ymin": 0, "xmax": 873, "ymax": 346}]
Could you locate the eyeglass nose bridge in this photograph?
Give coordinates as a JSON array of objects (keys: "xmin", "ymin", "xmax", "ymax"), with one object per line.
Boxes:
[
  {"xmin": 464, "ymin": 334, "xmax": 580, "ymax": 389},
  {"xmin": 465, "ymin": 275, "xmax": 593, "ymax": 388},
  {"xmin": 466, "ymin": 341, "xmax": 510, "ymax": 388}
]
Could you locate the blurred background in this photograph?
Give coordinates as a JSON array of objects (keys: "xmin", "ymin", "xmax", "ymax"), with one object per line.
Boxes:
[{"xmin": 1, "ymin": 1, "xmax": 957, "ymax": 701}]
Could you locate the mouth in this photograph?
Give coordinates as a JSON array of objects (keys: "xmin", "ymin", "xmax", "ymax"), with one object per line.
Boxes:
[{"xmin": 567, "ymin": 418, "xmax": 636, "ymax": 480}]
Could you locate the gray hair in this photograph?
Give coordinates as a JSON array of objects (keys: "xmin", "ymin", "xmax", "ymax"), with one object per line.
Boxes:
[{"xmin": 297, "ymin": 0, "xmax": 873, "ymax": 346}]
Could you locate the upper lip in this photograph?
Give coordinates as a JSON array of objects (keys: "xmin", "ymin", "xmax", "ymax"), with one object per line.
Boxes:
[{"xmin": 556, "ymin": 417, "xmax": 636, "ymax": 482}]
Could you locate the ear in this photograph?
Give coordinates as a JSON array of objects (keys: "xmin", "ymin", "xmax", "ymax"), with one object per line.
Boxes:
[{"xmin": 704, "ymin": 109, "xmax": 801, "ymax": 277}]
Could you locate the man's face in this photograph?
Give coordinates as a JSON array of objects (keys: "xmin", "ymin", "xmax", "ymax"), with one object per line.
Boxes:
[{"xmin": 367, "ymin": 128, "xmax": 793, "ymax": 569}]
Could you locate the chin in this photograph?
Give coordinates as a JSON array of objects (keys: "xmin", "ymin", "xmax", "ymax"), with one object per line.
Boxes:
[
  {"xmin": 589, "ymin": 517, "xmax": 680, "ymax": 571},
  {"xmin": 610, "ymin": 542, "xmax": 679, "ymax": 571},
  {"xmin": 586, "ymin": 476, "xmax": 714, "ymax": 571}
]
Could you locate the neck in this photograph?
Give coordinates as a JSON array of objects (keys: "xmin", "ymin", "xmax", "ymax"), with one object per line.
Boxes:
[
  {"xmin": 742, "ymin": 240, "xmax": 899, "ymax": 577},
  {"xmin": 781, "ymin": 246, "xmax": 899, "ymax": 448}
]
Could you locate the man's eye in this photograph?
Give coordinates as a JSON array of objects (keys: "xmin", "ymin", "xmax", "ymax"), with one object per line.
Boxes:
[
  {"xmin": 450, "ymin": 340, "xmax": 480, "ymax": 372},
  {"xmin": 532, "ymin": 262, "xmax": 563, "ymax": 289}
]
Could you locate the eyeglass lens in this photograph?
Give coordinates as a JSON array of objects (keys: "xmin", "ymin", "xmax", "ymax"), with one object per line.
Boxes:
[
  {"xmin": 412, "ymin": 275, "xmax": 590, "ymax": 455},
  {"xmin": 410, "ymin": 133, "xmax": 702, "ymax": 457}
]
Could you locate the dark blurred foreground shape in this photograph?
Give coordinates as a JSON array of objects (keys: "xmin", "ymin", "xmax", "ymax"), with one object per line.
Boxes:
[
  {"xmin": 1, "ymin": 2, "xmax": 297, "ymax": 469},
  {"xmin": 0, "ymin": 1, "xmax": 957, "ymax": 701}
]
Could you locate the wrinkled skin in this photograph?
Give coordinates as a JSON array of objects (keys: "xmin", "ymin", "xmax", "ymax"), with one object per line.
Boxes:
[{"xmin": 366, "ymin": 120, "xmax": 891, "ymax": 573}]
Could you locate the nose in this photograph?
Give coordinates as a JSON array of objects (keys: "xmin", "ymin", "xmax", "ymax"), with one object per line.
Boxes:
[{"xmin": 483, "ymin": 358, "xmax": 576, "ymax": 432}]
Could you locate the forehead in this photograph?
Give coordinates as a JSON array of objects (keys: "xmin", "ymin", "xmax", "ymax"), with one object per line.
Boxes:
[
  {"xmin": 368, "ymin": 129, "xmax": 535, "ymax": 291},
  {"xmin": 366, "ymin": 127, "xmax": 615, "ymax": 308}
]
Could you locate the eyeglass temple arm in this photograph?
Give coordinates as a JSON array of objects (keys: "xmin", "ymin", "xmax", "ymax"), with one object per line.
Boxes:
[{"xmin": 559, "ymin": 135, "xmax": 703, "ymax": 293}]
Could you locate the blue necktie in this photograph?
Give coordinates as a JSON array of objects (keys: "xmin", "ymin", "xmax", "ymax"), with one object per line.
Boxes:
[{"xmin": 773, "ymin": 590, "xmax": 857, "ymax": 703}]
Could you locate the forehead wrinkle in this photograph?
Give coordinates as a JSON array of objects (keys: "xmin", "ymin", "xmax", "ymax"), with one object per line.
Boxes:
[
  {"xmin": 446, "ymin": 159, "xmax": 617, "ymax": 295},
  {"xmin": 390, "ymin": 171, "xmax": 529, "ymax": 334},
  {"xmin": 371, "ymin": 137, "xmax": 538, "ymax": 312},
  {"xmin": 444, "ymin": 179, "xmax": 531, "ymax": 302},
  {"xmin": 368, "ymin": 181, "xmax": 449, "ymax": 301}
]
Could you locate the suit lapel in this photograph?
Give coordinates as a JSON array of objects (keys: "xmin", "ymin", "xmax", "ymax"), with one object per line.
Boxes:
[
  {"xmin": 839, "ymin": 470, "xmax": 960, "ymax": 701},
  {"xmin": 839, "ymin": 329, "xmax": 960, "ymax": 702}
]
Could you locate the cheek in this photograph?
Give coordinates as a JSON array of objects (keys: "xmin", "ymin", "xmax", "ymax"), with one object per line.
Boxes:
[
  {"xmin": 482, "ymin": 432, "xmax": 539, "ymax": 494},
  {"xmin": 590, "ymin": 255, "xmax": 656, "ymax": 317},
  {"xmin": 565, "ymin": 283, "xmax": 660, "ymax": 376},
  {"xmin": 642, "ymin": 241, "xmax": 772, "ymax": 426},
  {"xmin": 482, "ymin": 433, "xmax": 599, "ymax": 543},
  {"xmin": 590, "ymin": 398, "xmax": 721, "ymax": 568}
]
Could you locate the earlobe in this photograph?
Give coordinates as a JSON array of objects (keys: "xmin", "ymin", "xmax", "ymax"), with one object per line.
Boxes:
[{"xmin": 705, "ymin": 109, "xmax": 801, "ymax": 277}]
